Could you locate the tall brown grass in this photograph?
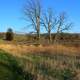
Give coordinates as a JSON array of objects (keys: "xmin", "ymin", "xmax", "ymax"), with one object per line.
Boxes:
[
  {"xmin": 0, "ymin": 43, "xmax": 79, "ymax": 57},
  {"xmin": 0, "ymin": 43, "xmax": 80, "ymax": 80}
]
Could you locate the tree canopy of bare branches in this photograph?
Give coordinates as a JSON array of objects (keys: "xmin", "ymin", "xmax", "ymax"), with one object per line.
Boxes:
[
  {"xmin": 54, "ymin": 12, "xmax": 73, "ymax": 43},
  {"xmin": 23, "ymin": 0, "xmax": 41, "ymax": 42},
  {"xmin": 42, "ymin": 8, "xmax": 57, "ymax": 43},
  {"xmin": 23, "ymin": 0, "xmax": 73, "ymax": 44}
]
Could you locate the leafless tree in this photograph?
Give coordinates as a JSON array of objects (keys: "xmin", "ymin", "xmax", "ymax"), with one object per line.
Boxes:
[
  {"xmin": 54, "ymin": 12, "xmax": 73, "ymax": 44},
  {"xmin": 23, "ymin": 0, "xmax": 41, "ymax": 42},
  {"xmin": 42, "ymin": 8, "xmax": 57, "ymax": 43}
]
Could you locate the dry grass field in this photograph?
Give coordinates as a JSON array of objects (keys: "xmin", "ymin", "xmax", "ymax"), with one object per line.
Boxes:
[
  {"xmin": 0, "ymin": 43, "xmax": 79, "ymax": 56},
  {"xmin": 0, "ymin": 42, "xmax": 80, "ymax": 80}
]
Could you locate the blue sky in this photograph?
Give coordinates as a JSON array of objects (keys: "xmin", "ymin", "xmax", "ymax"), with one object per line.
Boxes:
[{"xmin": 0, "ymin": 0, "xmax": 80, "ymax": 33}]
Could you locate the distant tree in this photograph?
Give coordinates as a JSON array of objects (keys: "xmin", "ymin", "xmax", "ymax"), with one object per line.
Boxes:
[
  {"xmin": 54, "ymin": 12, "xmax": 73, "ymax": 44},
  {"xmin": 6, "ymin": 28, "xmax": 14, "ymax": 41},
  {"xmin": 23, "ymin": 0, "xmax": 42, "ymax": 42},
  {"xmin": 42, "ymin": 8, "xmax": 57, "ymax": 43}
]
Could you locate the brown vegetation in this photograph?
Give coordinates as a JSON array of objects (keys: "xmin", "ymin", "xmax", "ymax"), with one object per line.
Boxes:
[{"xmin": 0, "ymin": 43, "xmax": 79, "ymax": 57}]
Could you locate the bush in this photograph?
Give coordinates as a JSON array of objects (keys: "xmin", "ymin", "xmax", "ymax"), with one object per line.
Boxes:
[{"xmin": 6, "ymin": 28, "xmax": 14, "ymax": 41}]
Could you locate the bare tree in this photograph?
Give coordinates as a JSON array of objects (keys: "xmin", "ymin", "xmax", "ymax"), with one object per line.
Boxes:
[
  {"xmin": 42, "ymin": 8, "xmax": 57, "ymax": 43},
  {"xmin": 54, "ymin": 12, "xmax": 73, "ymax": 44},
  {"xmin": 23, "ymin": 0, "xmax": 41, "ymax": 42}
]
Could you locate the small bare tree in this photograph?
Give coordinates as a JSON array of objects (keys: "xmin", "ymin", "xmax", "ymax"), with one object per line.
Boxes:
[
  {"xmin": 54, "ymin": 12, "xmax": 73, "ymax": 44},
  {"xmin": 42, "ymin": 8, "xmax": 57, "ymax": 43},
  {"xmin": 23, "ymin": 0, "xmax": 41, "ymax": 42}
]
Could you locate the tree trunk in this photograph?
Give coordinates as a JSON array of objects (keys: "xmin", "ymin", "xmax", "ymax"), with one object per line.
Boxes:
[
  {"xmin": 54, "ymin": 32, "xmax": 59, "ymax": 44},
  {"xmin": 54, "ymin": 26, "xmax": 60, "ymax": 44},
  {"xmin": 48, "ymin": 30, "xmax": 52, "ymax": 43},
  {"xmin": 37, "ymin": 30, "xmax": 40, "ymax": 41},
  {"xmin": 36, "ymin": 16, "xmax": 40, "ymax": 43}
]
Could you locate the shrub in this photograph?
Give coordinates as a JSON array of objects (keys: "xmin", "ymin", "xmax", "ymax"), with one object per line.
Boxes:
[{"xmin": 6, "ymin": 28, "xmax": 14, "ymax": 41}]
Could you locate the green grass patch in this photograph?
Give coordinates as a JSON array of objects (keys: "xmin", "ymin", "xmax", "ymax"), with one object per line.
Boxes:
[{"xmin": 0, "ymin": 50, "xmax": 34, "ymax": 80}]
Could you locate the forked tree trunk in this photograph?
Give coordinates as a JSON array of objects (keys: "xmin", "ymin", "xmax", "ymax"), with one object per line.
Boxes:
[{"xmin": 36, "ymin": 16, "xmax": 40, "ymax": 43}]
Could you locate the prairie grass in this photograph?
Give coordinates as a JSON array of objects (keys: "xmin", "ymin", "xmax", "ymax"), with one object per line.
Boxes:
[
  {"xmin": 0, "ymin": 43, "xmax": 79, "ymax": 56},
  {"xmin": 19, "ymin": 52, "xmax": 80, "ymax": 80},
  {"xmin": 0, "ymin": 43, "xmax": 80, "ymax": 80}
]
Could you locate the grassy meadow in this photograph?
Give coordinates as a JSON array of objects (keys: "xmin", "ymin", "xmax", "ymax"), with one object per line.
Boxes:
[{"xmin": 0, "ymin": 33, "xmax": 80, "ymax": 80}]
